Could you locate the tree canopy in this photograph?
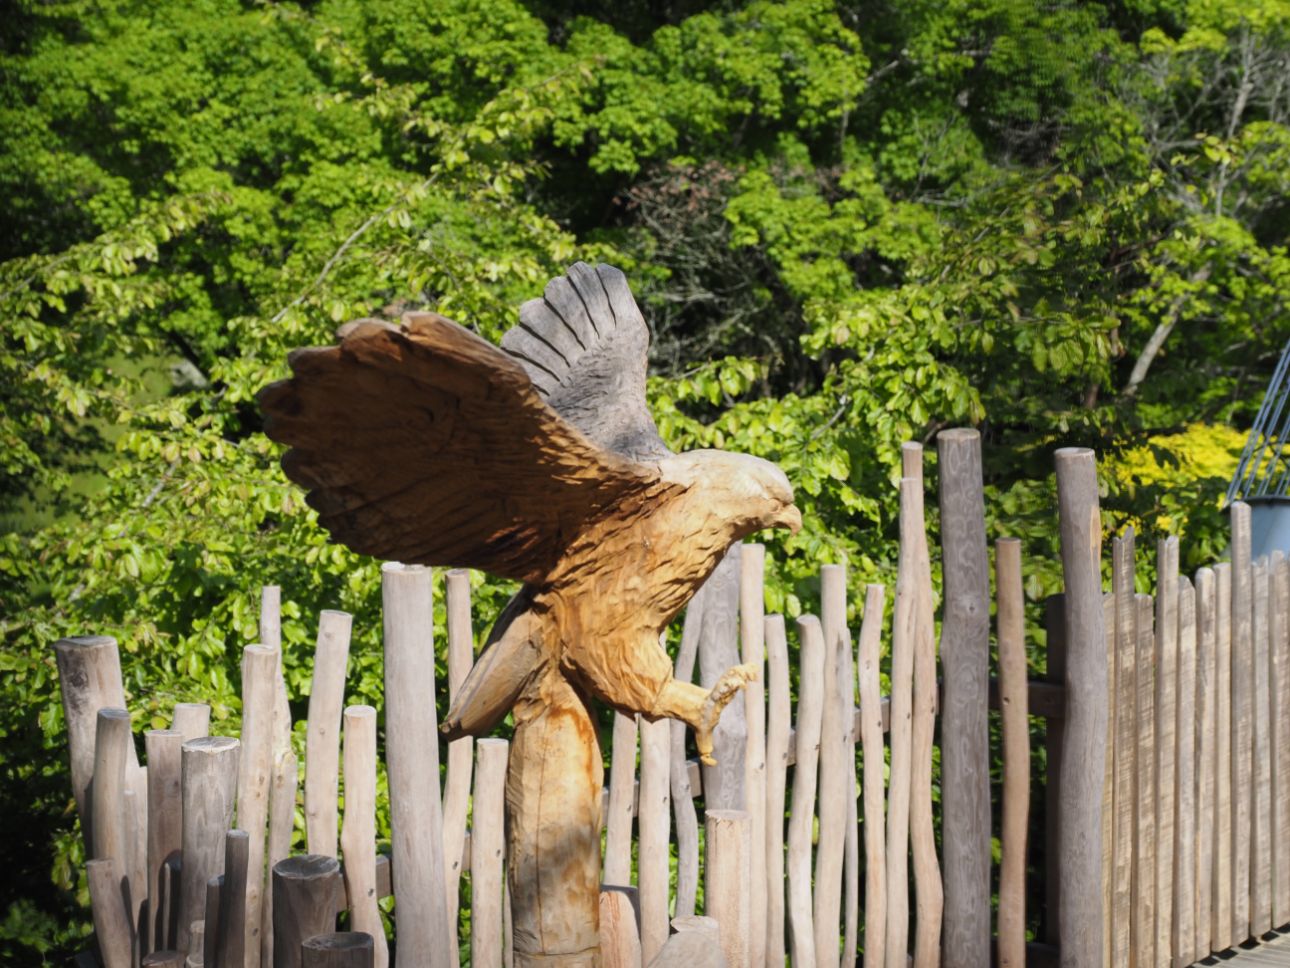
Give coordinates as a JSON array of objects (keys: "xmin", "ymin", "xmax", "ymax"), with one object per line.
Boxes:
[{"xmin": 1, "ymin": 0, "xmax": 1286, "ymax": 956}]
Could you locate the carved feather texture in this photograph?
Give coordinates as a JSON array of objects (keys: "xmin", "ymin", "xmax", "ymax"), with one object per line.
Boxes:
[{"xmin": 259, "ymin": 309, "xmax": 660, "ymax": 585}]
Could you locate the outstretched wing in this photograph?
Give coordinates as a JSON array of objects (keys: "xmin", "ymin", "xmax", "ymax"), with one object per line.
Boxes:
[
  {"xmin": 500, "ymin": 262, "xmax": 672, "ymax": 462},
  {"xmin": 259, "ymin": 311, "xmax": 664, "ymax": 584}
]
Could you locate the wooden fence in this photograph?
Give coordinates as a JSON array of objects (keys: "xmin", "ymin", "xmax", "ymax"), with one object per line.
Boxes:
[{"xmin": 55, "ymin": 432, "xmax": 1287, "ymax": 968}]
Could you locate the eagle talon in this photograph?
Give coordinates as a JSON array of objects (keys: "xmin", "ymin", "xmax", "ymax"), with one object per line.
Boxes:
[{"xmin": 694, "ymin": 662, "xmax": 759, "ymax": 766}]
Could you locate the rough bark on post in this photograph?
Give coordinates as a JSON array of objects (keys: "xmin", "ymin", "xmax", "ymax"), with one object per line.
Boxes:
[
  {"xmin": 272, "ymin": 855, "xmax": 340, "ymax": 968},
  {"xmin": 1054, "ymin": 447, "xmax": 1109, "ymax": 968},
  {"xmin": 381, "ymin": 563, "xmax": 451, "ymax": 968},
  {"xmin": 936, "ymin": 428, "xmax": 991, "ymax": 968}
]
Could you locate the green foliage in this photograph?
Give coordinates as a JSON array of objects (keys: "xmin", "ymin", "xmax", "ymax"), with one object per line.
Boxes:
[{"xmin": 2, "ymin": 0, "xmax": 1288, "ymax": 956}]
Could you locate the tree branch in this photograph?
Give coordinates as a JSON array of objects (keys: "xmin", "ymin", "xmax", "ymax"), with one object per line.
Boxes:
[{"xmin": 1121, "ymin": 263, "xmax": 1213, "ymax": 399}]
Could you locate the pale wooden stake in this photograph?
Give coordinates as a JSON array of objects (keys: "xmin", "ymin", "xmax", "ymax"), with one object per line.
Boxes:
[
  {"xmin": 1102, "ymin": 592, "xmax": 1116, "ymax": 968},
  {"xmin": 381, "ymin": 562, "xmax": 451, "ymax": 968},
  {"xmin": 188, "ymin": 918, "xmax": 205, "ymax": 968},
  {"xmin": 697, "ymin": 545, "xmax": 746, "ymax": 808},
  {"xmin": 262, "ymin": 584, "xmax": 298, "ymax": 968},
  {"xmin": 143, "ymin": 952, "xmax": 185, "ymax": 967},
  {"xmin": 672, "ymin": 604, "xmax": 702, "ymax": 920},
  {"xmin": 600, "ymin": 888, "xmax": 643, "ymax": 968},
  {"xmin": 1174, "ymin": 577, "xmax": 1197, "ymax": 966},
  {"xmin": 305, "ymin": 610, "xmax": 353, "ymax": 858},
  {"xmin": 1251, "ymin": 556, "xmax": 1273, "ymax": 936},
  {"xmin": 146, "ymin": 729, "xmax": 184, "ymax": 954},
  {"xmin": 89, "ymin": 857, "xmax": 136, "ymax": 968},
  {"xmin": 997, "ymin": 538, "xmax": 1029, "ymax": 968},
  {"xmin": 472, "ymin": 738, "xmax": 508, "ymax": 968},
  {"xmin": 341, "ymin": 706, "xmax": 388, "ymax": 968},
  {"xmin": 1194, "ymin": 567, "xmax": 1217, "ymax": 957},
  {"xmin": 240, "ymin": 644, "xmax": 279, "ymax": 967},
  {"xmin": 937, "ymin": 429, "xmax": 992, "ymax": 968},
  {"xmin": 787, "ymin": 616, "xmax": 825, "ymax": 968},
  {"xmin": 443, "ymin": 570, "xmax": 475, "ymax": 965},
  {"xmin": 1213, "ymin": 562, "xmax": 1234, "ymax": 951},
  {"xmin": 815, "ymin": 563, "xmax": 848, "ymax": 968},
  {"xmin": 765, "ymin": 614, "xmax": 791, "ymax": 967},
  {"xmin": 1272, "ymin": 553, "xmax": 1290, "ymax": 927},
  {"xmin": 215, "ymin": 829, "xmax": 249, "ymax": 968},
  {"xmin": 603, "ymin": 712, "xmax": 639, "ymax": 888},
  {"xmin": 178, "ymin": 736, "xmax": 240, "ymax": 955},
  {"xmin": 1054, "ymin": 447, "xmax": 1109, "ymax": 968},
  {"xmin": 639, "ymin": 715, "xmax": 672, "ymax": 965},
  {"xmin": 1156, "ymin": 537, "xmax": 1179, "ymax": 968},
  {"xmin": 706, "ymin": 809, "xmax": 752, "ymax": 968},
  {"xmin": 906, "ymin": 465, "xmax": 942, "ymax": 968},
  {"xmin": 741, "ymin": 543, "xmax": 769, "ymax": 968},
  {"xmin": 272, "ymin": 855, "xmax": 339, "ymax": 968},
  {"xmin": 204, "ymin": 874, "xmax": 222, "ymax": 968},
  {"xmin": 1044, "ymin": 595, "xmax": 1067, "ymax": 949},
  {"xmin": 857, "ymin": 584, "xmax": 887, "ymax": 968},
  {"xmin": 301, "ymin": 934, "xmax": 376, "ymax": 968},
  {"xmin": 172, "ymin": 703, "xmax": 211, "ymax": 743},
  {"xmin": 1110, "ymin": 532, "xmax": 1136, "ymax": 968},
  {"xmin": 1231, "ymin": 504, "xmax": 1254, "ymax": 943},
  {"xmin": 92, "ymin": 708, "xmax": 134, "ymax": 937}
]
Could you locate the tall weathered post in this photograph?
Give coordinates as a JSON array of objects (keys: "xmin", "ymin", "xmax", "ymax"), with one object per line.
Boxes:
[{"xmin": 1054, "ymin": 447, "xmax": 1109, "ymax": 967}]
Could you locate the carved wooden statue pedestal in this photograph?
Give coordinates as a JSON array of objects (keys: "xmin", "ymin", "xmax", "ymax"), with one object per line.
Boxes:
[{"xmin": 261, "ymin": 262, "xmax": 800, "ymax": 964}]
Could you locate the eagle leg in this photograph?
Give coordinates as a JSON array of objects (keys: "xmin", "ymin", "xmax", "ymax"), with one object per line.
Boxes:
[{"xmin": 648, "ymin": 663, "xmax": 759, "ymax": 766}]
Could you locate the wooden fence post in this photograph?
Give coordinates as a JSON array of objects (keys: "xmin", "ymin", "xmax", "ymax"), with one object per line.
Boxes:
[
  {"xmin": 697, "ymin": 545, "xmax": 746, "ymax": 810},
  {"xmin": 741, "ymin": 543, "xmax": 769, "ymax": 968},
  {"xmin": 472, "ymin": 738, "xmax": 509, "ymax": 968},
  {"xmin": 341, "ymin": 705, "xmax": 388, "ymax": 968},
  {"xmin": 1213, "ymin": 562, "xmax": 1233, "ymax": 950},
  {"xmin": 1252, "ymin": 556, "xmax": 1273, "ymax": 936},
  {"xmin": 857, "ymin": 584, "xmax": 887, "ymax": 968},
  {"xmin": 788, "ymin": 616, "xmax": 825, "ymax": 968},
  {"xmin": 1231, "ymin": 502, "xmax": 1253, "ymax": 944},
  {"xmin": 706, "ymin": 809, "xmax": 752, "ymax": 968},
  {"xmin": 639, "ymin": 714, "xmax": 672, "ymax": 964},
  {"xmin": 1053, "ymin": 447, "xmax": 1109, "ymax": 968},
  {"xmin": 304, "ymin": 610, "xmax": 353, "ymax": 859},
  {"xmin": 1194, "ymin": 567, "xmax": 1217, "ymax": 957},
  {"xmin": 240, "ymin": 644, "xmax": 279, "ymax": 967},
  {"xmin": 215, "ymin": 829, "xmax": 250, "ymax": 968},
  {"xmin": 146, "ymin": 729, "xmax": 183, "ymax": 954},
  {"xmin": 1156, "ymin": 537, "xmax": 1179, "ymax": 968},
  {"xmin": 88, "ymin": 855, "xmax": 135, "ymax": 968},
  {"xmin": 937, "ymin": 428, "xmax": 991, "ymax": 968},
  {"xmin": 815, "ymin": 563, "xmax": 848, "ymax": 968},
  {"xmin": 765, "ymin": 613, "xmax": 791, "ymax": 967},
  {"xmin": 272, "ymin": 855, "xmax": 340, "ymax": 968},
  {"xmin": 178, "ymin": 735, "xmax": 240, "ymax": 956},
  {"xmin": 381, "ymin": 562, "xmax": 451, "ymax": 968},
  {"xmin": 996, "ymin": 537, "xmax": 1029, "ymax": 968},
  {"xmin": 1110, "ymin": 531, "xmax": 1136, "ymax": 968},
  {"xmin": 301, "ymin": 934, "xmax": 376, "ymax": 968},
  {"xmin": 443, "ymin": 570, "xmax": 474, "ymax": 968}
]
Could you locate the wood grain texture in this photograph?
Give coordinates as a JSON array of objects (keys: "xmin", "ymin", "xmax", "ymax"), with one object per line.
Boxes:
[
  {"xmin": 53, "ymin": 636, "xmax": 140, "ymax": 859},
  {"xmin": 261, "ymin": 585, "xmax": 296, "ymax": 968},
  {"xmin": 92, "ymin": 708, "xmax": 133, "ymax": 939},
  {"xmin": 214, "ymin": 829, "xmax": 249, "ymax": 968},
  {"xmin": 172, "ymin": 703, "xmax": 211, "ymax": 743},
  {"xmin": 89, "ymin": 856, "xmax": 136, "ymax": 968},
  {"xmin": 381, "ymin": 563, "xmax": 451, "ymax": 968},
  {"xmin": 906, "ymin": 475, "xmax": 942, "ymax": 968},
  {"xmin": 856, "ymin": 585, "xmax": 887, "ymax": 968},
  {"xmin": 1156, "ymin": 537, "xmax": 1179, "ymax": 968},
  {"xmin": 788, "ymin": 616, "xmax": 825, "ymax": 968},
  {"xmin": 1251, "ymin": 557, "xmax": 1273, "ymax": 936},
  {"xmin": 740, "ymin": 544, "xmax": 768, "ymax": 968},
  {"xmin": 997, "ymin": 538, "xmax": 1029, "ymax": 968},
  {"xmin": 764, "ymin": 614, "xmax": 791, "ymax": 968},
  {"xmin": 697, "ymin": 546, "xmax": 746, "ymax": 811},
  {"xmin": 1194, "ymin": 567, "xmax": 1217, "ymax": 957},
  {"xmin": 305, "ymin": 610, "xmax": 353, "ymax": 859},
  {"xmin": 706, "ymin": 810, "xmax": 751, "ymax": 968},
  {"xmin": 1174, "ymin": 577, "xmax": 1197, "ymax": 967},
  {"xmin": 600, "ymin": 887, "xmax": 643, "ymax": 968},
  {"xmin": 603, "ymin": 712, "xmax": 639, "ymax": 888},
  {"xmin": 1110, "ymin": 532, "xmax": 1136, "ymax": 968},
  {"xmin": 1232, "ymin": 503, "xmax": 1254, "ymax": 944},
  {"xmin": 936, "ymin": 429, "xmax": 991, "ymax": 968},
  {"xmin": 272, "ymin": 855, "xmax": 340, "ymax": 968},
  {"xmin": 815, "ymin": 564, "xmax": 848, "ymax": 968},
  {"xmin": 885, "ymin": 480, "xmax": 916, "ymax": 968},
  {"xmin": 442, "ymin": 571, "xmax": 474, "ymax": 968},
  {"xmin": 638, "ymin": 715, "xmax": 671, "ymax": 965},
  {"xmin": 1054, "ymin": 447, "xmax": 1108, "ymax": 968},
  {"xmin": 178, "ymin": 736, "xmax": 239, "ymax": 956},
  {"xmin": 301, "ymin": 934, "xmax": 376, "ymax": 968},
  {"xmin": 473, "ymin": 739, "xmax": 508, "ymax": 968},
  {"xmin": 340, "ymin": 706, "xmax": 387, "ymax": 968},
  {"xmin": 1272, "ymin": 554, "xmax": 1290, "ymax": 927},
  {"xmin": 1214, "ymin": 562, "xmax": 1234, "ymax": 951},
  {"xmin": 146, "ymin": 729, "xmax": 183, "ymax": 954},
  {"xmin": 239, "ymin": 644, "xmax": 278, "ymax": 968},
  {"xmin": 1102, "ymin": 592, "xmax": 1116, "ymax": 968}
]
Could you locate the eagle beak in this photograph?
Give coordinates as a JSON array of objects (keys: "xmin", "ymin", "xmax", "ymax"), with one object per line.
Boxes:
[{"xmin": 775, "ymin": 503, "xmax": 802, "ymax": 535}]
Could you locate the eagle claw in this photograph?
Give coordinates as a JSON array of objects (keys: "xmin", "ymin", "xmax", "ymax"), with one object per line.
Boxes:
[{"xmin": 695, "ymin": 663, "xmax": 760, "ymax": 766}]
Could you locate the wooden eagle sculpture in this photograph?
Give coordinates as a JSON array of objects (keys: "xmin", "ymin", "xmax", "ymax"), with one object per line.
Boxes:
[{"xmin": 259, "ymin": 262, "xmax": 800, "ymax": 966}]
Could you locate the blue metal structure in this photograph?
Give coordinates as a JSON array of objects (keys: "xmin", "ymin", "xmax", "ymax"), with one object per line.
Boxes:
[{"xmin": 1227, "ymin": 339, "xmax": 1290, "ymax": 558}]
